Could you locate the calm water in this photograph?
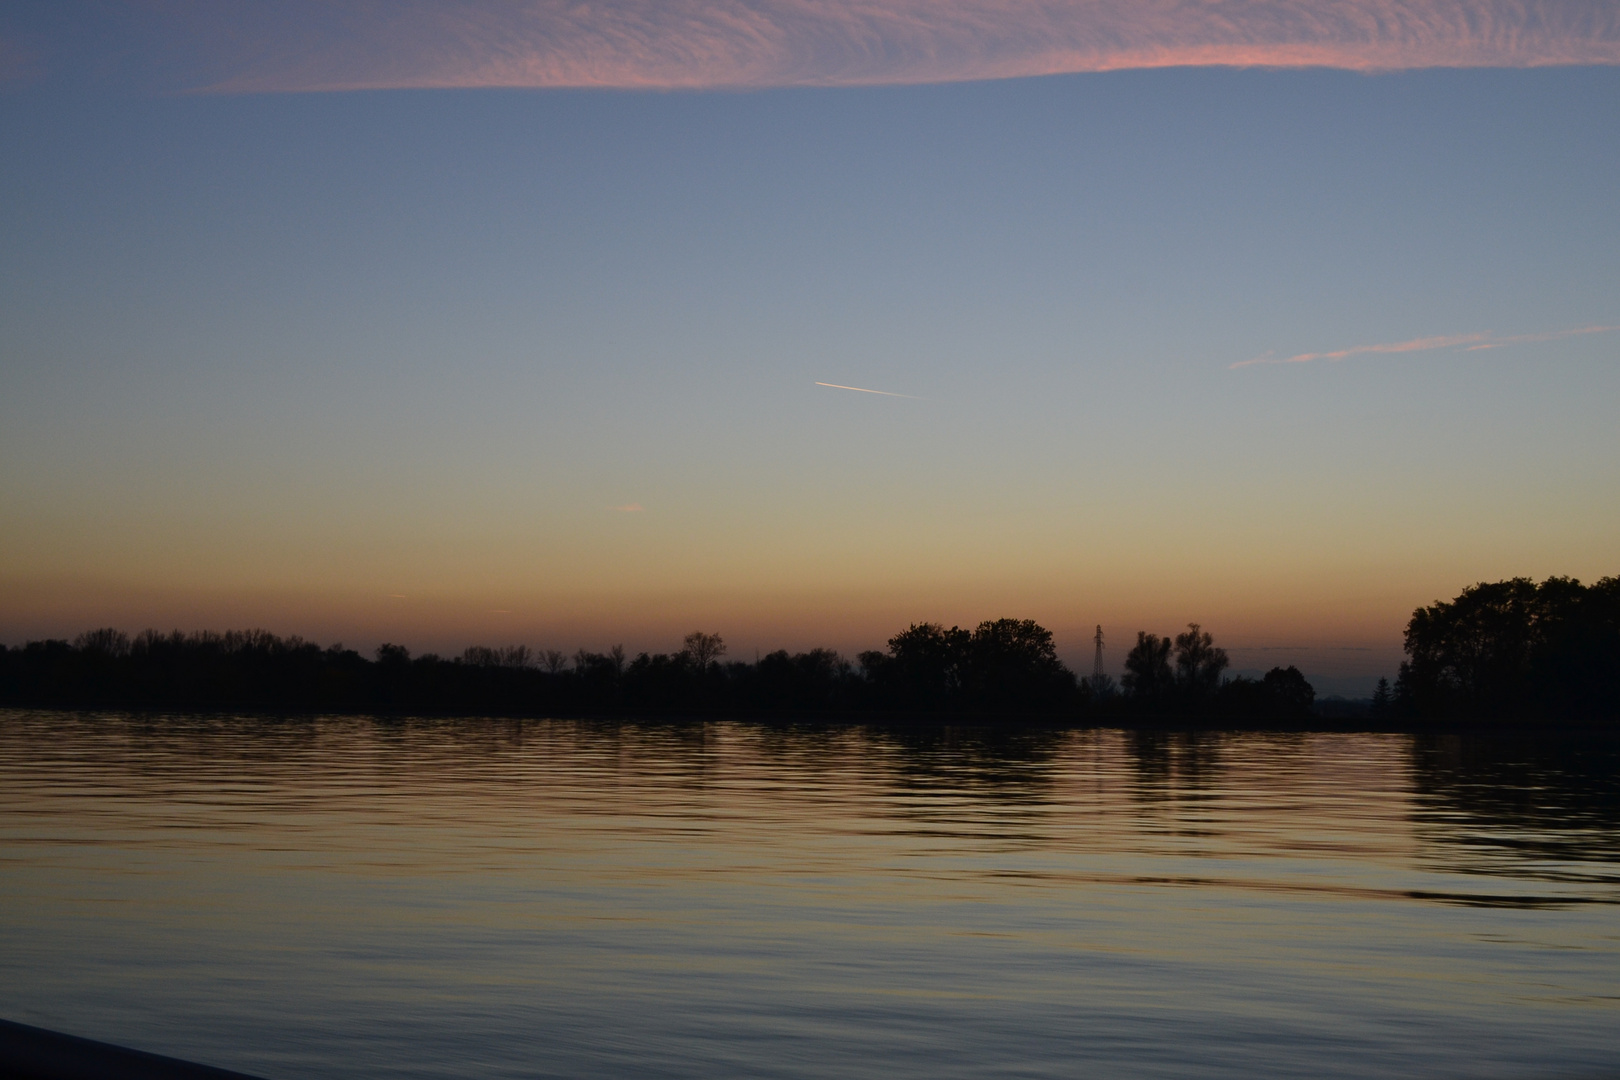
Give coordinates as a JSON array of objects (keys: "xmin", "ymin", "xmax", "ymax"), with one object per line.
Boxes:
[{"xmin": 2, "ymin": 712, "xmax": 1618, "ymax": 1080}]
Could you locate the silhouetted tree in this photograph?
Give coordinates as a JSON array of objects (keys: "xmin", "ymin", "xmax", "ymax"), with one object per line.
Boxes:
[
  {"xmin": 1370, "ymin": 677, "xmax": 1393, "ymax": 717},
  {"xmin": 377, "ymin": 643, "xmax": 411, "ymax": 665},
  {"xmin": 1396, "ymin": 576, "xmax": 1620, "ymax": 719},
  {"xmin": 1214, "ymin": 666, "xmax": 1315, "ymax": 720},
  {"xmin": 1399, "ymin": 577, "xmax": 1543, "ymax": 717},
  {"xmin": 1122, "ymin": 632, "xmax": 1173, "ymax": 701},
  {"xmin": 858, "ymin": 619, "xmax": 1075, "ymax": 714},
  {"xmin": 681, "ymin": 631, "xmax": 726, "ymax": 670},
  {"xmin": 461, "ymin": 646, "xmax": 503, "ymax": 667},
  {"xmin": 1529, "ymin": 576, "xmax": 1620, "ymax": 720},
  {"xmin": 960, "ymin": 618, "xmax": 1073, "ymax": 711},
  {"xmin": 73, "ymin": 628, "xmax": 130, "ymax": 657},
  {"xmin": 744, "ymin": 648, "xmax": 852, "ymax": 711},
  {"xmin": 1261, "ymin": 665, "xmax": 1314, "ymax": 715},
  {"xmin": 1173, "ymin": 623, "xmax": 1228, "ymax": 698},
  {"xmin": 863, "ymin": 622, "xmax": 970, "ymax": 710},
  {"xmin": 624, "ymin": 650, "xmax": 699, "ymax": 710}
]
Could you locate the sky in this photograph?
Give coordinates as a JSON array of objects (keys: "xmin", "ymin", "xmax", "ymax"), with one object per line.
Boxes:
[{"xmin": 3, "ymin": 2, "xmax": 1618, "ymax": 694}]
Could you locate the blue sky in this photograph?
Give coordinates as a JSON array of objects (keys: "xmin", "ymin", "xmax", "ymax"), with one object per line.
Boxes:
[{"xmin": 3, "ymin": 4, "xmax": 1618, "ymax": 693}]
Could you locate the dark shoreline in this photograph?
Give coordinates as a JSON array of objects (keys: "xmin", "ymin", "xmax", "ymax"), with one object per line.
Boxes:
[{"xmin": 6, "ymin": 704, "xmax": 1615, "ymax": 737}]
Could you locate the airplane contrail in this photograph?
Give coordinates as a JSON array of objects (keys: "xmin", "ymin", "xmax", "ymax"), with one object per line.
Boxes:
[{"xmin": 815, "ymin": 381, "xmax": 920, "ymax": 398}]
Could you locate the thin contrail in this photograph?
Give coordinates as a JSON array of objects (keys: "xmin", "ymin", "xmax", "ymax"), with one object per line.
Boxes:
[
  {"xmin": 815, "ymin": 381, "xmax": 920, "ymax": 398},
  {"xmin": 1233, "ymin": 323, "xmax": 1620, "ymax": 369}
]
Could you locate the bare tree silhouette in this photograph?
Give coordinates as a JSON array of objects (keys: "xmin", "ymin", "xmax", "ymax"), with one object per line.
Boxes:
[{"xmin": 682, "ymin": 631, "xmax": 726, "ymax": 670}]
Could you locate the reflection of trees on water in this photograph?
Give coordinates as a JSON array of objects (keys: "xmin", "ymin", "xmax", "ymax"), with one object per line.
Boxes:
[
  {"xmin": 876, "ymin": 725, "xmax": 1067, "ymax": 801},
  {"xmin": 1411, "ymin": 732, "xmax": 1620, "ymax": 881},
  {"xmin": 1124, "ymin": 730, "xmax": 1226, "ymax": 797},
  {"xmin": 33, "ymin": 715, "xmax": 1620, "ymax": 894},
  {"xmin": 1117, "ymin": 731, "xmax": 1238, "ymax": 848}
]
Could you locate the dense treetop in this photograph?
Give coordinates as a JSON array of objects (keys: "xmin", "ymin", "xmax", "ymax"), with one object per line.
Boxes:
[{"xmin": 1394, "ymin": 576, "xmax": 1620, "ymax": 721}]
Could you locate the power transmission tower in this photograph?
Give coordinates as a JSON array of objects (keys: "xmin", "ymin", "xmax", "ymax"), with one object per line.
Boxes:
[{"xmin": 1092, "ymin": 624, "xmax": 1105, "ymax": 684}]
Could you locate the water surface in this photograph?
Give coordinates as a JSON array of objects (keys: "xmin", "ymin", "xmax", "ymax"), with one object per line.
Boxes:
[{"xmin": 1, "ymin": 712, "xmax": 1617, "ymax": 1079}]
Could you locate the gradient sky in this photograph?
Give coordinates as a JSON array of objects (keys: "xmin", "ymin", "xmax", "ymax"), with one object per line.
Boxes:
[{"xmin": 3, "ymin": 2, "xmax": 1618, "ymax": 693}]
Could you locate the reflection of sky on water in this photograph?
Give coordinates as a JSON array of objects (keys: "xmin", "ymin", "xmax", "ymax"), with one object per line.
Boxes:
[{"xmin": 0, "ymin": 712, "xmax": 1616, "ymax": 1080}]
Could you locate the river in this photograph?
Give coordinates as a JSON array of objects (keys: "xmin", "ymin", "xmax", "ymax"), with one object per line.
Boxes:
[{"xmin": 1, "ymin": 711, "xmax": 1616, "ymax": 1079}]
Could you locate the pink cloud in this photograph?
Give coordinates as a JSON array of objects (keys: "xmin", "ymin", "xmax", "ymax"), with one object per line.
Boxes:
[
  {"xmin": 1461, "ymin": 324, "xmax": 1620, "ymax": 349},
  {"xmin": 165, "ymin": 0, "xmax": 1620, "ymax": 93},
  {"xmin": 1233, "ymin": 323, "xmax": 1620, "ymax": 368}
]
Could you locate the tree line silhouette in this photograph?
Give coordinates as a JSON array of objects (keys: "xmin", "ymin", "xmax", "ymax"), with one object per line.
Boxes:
[
  {"xmin": 0, "ymin": 618, "xmax": 1314, "ymax": 720},
  {"xmin": 2, "ymin": 577, "xmax": 1613, "ymax": 720}
]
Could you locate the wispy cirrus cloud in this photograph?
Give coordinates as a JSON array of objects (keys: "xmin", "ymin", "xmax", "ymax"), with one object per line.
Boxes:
[
  {"xmin": 1460, "ymin": 325, "xmax": 1620, "ymax": 350},
  {"xmin": 150, "ymin": 0, "xmax": 1620, "ymax": 93},
  {"xmin": 1233, "ymin": 324, "xmax": 1620, "ymax": 369}
]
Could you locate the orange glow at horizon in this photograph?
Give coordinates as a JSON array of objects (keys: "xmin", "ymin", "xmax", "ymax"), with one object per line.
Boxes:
[{"xmin": 0, "ymin": 541, "xmax": 1553, "ymax": 684}]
